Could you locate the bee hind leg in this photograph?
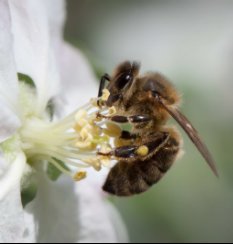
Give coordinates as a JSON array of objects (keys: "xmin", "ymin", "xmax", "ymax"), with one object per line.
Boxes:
[{"xmin": 98, "ymin": 132, "xmax": 169, "ymax": 161}]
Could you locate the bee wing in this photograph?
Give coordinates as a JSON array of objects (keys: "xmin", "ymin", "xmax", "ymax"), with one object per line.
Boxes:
[{"xmin": 160, "ymin": 102, "xmax": 218, "ymax": 177}]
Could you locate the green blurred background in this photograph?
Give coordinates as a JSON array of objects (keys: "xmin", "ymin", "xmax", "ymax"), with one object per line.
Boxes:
[{"xmin": 65, "ymin": 1, "xmax": 233, "ymax": 242}]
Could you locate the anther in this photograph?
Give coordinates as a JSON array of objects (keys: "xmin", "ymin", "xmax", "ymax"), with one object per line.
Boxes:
[{"xmin": 74, "ymin": 171, "xmax": 87, "ymax": 181}]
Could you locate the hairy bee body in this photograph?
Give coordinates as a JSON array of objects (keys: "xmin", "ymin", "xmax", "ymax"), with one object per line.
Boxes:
[{"xmin": 98, "ymin": 61, "xmax": 217, "ymax": 196}]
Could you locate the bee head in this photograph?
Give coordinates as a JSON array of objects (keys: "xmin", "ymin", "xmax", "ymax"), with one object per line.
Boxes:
[{"xmin": 106, "ymin": 61, "xmax": 140, "ymax": 106}]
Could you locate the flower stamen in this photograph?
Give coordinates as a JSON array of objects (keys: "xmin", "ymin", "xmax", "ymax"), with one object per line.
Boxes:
[
  {"xmin": 14, "ymin": 88, "xmax": 128, "ymax": 182},
  {"xmin": 0, "ymin": 79, "xmax": 131, "ymax": 183},
  {"xmin": 73, "ymin": 171, "xmax": 87, "ymax": 181}
]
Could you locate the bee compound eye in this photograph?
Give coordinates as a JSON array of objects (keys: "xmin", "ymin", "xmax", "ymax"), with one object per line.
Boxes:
[{"xmin": 116, "ymin": 73, "xmax": 132, "ymax": 90}]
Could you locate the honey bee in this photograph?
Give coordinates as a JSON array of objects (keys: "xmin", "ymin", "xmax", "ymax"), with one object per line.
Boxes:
[{"xmin": 97, "ymin": 61, "xmax": 218, "ymax": 196}]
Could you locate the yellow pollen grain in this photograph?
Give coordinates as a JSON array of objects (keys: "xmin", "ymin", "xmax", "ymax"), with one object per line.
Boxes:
[
  {"xmin": 108, "ymin": 106, "xmax": 117, "ymax": 116},
  {"xmin": 74, "ymin": 171, "xmax": 87, "ymax": 181},
  {"xmin": 136, "ymin": 146, "xmax": 149, "ymax": 156},
  {"xmin": 102, "ymin": 89, "xmax": 110, "ymax": 101}
]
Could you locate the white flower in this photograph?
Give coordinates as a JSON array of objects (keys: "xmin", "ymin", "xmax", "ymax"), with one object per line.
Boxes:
[{"xmin": 0, "ymin": 0, "xmax": 128, "ymax": 242}]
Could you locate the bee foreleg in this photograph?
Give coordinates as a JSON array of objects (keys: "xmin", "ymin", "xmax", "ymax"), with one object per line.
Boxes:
[{"xmin": 97, "ymin": 73, "xmax": 111, "ymax": 103}]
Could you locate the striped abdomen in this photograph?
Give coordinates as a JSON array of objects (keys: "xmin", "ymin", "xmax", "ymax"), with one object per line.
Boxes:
[{"xmin": 103, "ymin": 136, "xmax": 180, "ymax": 196}]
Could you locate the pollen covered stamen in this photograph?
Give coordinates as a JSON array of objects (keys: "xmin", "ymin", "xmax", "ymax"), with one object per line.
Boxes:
[{"xmin": 19, "ymin": 90, "xmax": 124, "ymax": 182}]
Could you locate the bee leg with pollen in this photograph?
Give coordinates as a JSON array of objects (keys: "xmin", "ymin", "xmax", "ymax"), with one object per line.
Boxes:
[
  {"xmin": 98, "ymin": 132, "xmax": 170, "ymax": 161},
  {"xmin": 97, "ymin": 74, "xmax": 111, "ymax": 107},
  {"xmin": 98, "ymin": 73, "xmax": 111, "ymax": 98}
]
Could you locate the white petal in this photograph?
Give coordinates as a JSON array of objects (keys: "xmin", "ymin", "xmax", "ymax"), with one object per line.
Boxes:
[
  {"xmin": 0, "ymin": 0, "xmax": 21, "ymax": 141},
  {"xmin": 105, "ymin": 203, "xmax": 129, "ymax": 243},
  {"xmin": 26, "ymin": 172, "xmax": 81, "ymax": 242},
  {"xmin": 0, "ymin": 152, "xmax": 36, "ymax": 243},
  {"xmin": 0, "ymin": 187, "xmax": 35, "ymax": 243},
  {"xmin": 26, "ymin": 171, "xmax": 127, "ymax": 243},
  {"xmin": 75, "ymin": 178, "xmax": 128, "ymax": 243},
  {"xmin": 0, "ymin": 0, "xmax": 19, "ymax": 114},
  {"xmin": 0, "ymin": 96, "xmax": 21, "ymax": 143},
  {"xmin": 58, "ymin": 43, "xmax": 98, "ymax": 115},
  {"xmin": 0, "ymin": 152, "xmax": 26, "ymax": 201},
  {"xmin": 8, "ymin": 0, "xmax": 65, "ymax": 114}
]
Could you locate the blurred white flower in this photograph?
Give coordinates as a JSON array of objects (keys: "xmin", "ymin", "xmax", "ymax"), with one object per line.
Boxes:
[{"xmin": 0, "ymin": 0, "xmax": 128, "ymax": 242}]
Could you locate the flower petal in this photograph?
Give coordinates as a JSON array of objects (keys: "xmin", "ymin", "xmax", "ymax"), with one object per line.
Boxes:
[
  {"xmin": 26, "ymin": 171, "xmax": 82, "ymax": 242},
  {"xmin": 26, "ymin": 170, "xmax": 127, "ymax": 243},
  {"xmin": 8, "ymin": 0, "xmax": 65, "ymax": 114},
  {"xmin": 0, "ymin": 152, "xmax": 36, "ymax": 243},
  {"xmin": 0, "ymin": 97, "xmax": 21, "ymax": 143},
  {"xmin": 0, "ymin": 187, "xmax": 35, "ymax": 243},
  {"xmin": 0, "ymin": 0, "xmax": 20, "ymax": 113},
  {"xmin": 105, "ymin": 203, "xmax": 129, "ymax": 243},
  {"xmin": 0, "ymin": 152, "xmax": 26, "ymax": 201},
  {"xmin": 75, "ymin": 178, "xmax": 129, "ymax": 243},
  {"xmin": 58, "ymin": 43, "xmax": 98, "ymax": 114},
  {"xmin": 0, "ymin": 0, "xmax": 21, "ymax": 142}
]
